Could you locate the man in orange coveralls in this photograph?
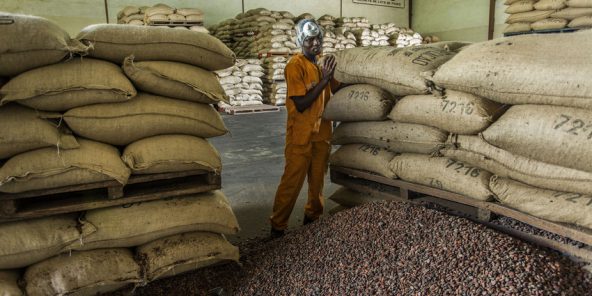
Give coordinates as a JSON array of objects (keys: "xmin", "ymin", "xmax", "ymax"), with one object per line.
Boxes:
[{"xmin": 270, "ymin": 19, "xmax": 340, "ymax": 238}]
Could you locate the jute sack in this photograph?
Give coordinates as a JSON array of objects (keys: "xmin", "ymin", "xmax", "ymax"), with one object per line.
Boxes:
[
  {"xmin": 334, "ymin": 45, "xmax": 455, "ymax": 96},
  {"xmin": 0, "ymin": 104, "xmax": 79, "ymax": 159},
  {"xmin": 68, "ymin": 191, "xmax": 240, "ymax": 251},
  {"xmin": 504, "ymin": 22, "xmax": 532, "ymax": 33},
  {"xmin": 389, "ymin": 154, "xmax": 494, "ymax": 201},
  {"xmin": 24, "ymin": 249, "xmax": 141, "ymax": 296},
  {"xmin": 505, "ymin": 1, "xmax": 535, "ymax": 14},
  {"xmin": 490, "ymin": 177, "xmax": 592, "ymax": 229},
  {"xmin": 506, "ymin": 0, "xmax": 525, "ymax": 4},
  {"xmin": 323, "ymin": 84, "xmax": 396, "ymax": 122},
  {"xmin": 0, "ymin": 13, "xmax": 89, "ymax": 77},
  {"xmin": 424, "ymin": 41, "xmax": 472, "ymax": 53},
  {"xmin": 567, "ymin": 0, "xmax": 592, "ymax": 7},
  {"xmin": 0, "ymin": 58, "xmax": 136, "ymax": 111},
  {"xmin": 333, "ymin": 121, "xmax": 448, "ymax": 154},
  {"xmin": 0, "ymin": 214, "xmax": 95, "ymax": 269},
  {"xmin": 122, "ymin": 56, "xmax": 228, "ymax": 104},
  {"xmin": 329, "ymin": 144, "xmax": 398, "ymax": 179},
  {"xmin": 551, "ymin": 7, "xmax": 592, "ymax": 19},
  {"xmin": 506, "ymin": 10, "xmax": 555, "ymax": 23},
  {"xmin": 329, "ymin": 186, "xmax": 401, "ymax": 208},
  {"xmin": 0, "ymin": 139, "xmax": 130, "ymax": 193},
  {"xmin": 482, "ymin": 105, "xmax": 592, "ymax": 173},
  {"xmin": 0, "ymin": 270, "xmax": 22, "ymax": 296},
  {"xmin": 122, "ymin": 135, "xmax": 221, "ymax": 174},
  {"xmin": 441, "ymin": 135, "xmax": 592, "ymax": 195},
  {"xmin": 137, "ymin": 232, "xmax": 239, "ymax": 282},
  {"xmin": 535, "ymin": 0, "xmax": 567, "ymax": 10},
  {"xmin": 64, "ymin": 93, "xmax": 228, "ymax": 146},
  {"xmin": 569, "ymin": 15, "xmax": 592, "ymax": 26},
  {"xmin": 531, "ymin": 18, "xmax": 568, "ymax": 30},
  {"xmin": 431, "ymin": 30, "xmax": 592, "ymax": 109},
  {"xmin": 389, "ymin": 91, "xmax": 505, "ymax": 135},
  {"xmin": 77, "ymin": 24, "xmax": 235, "ymax": 71}
]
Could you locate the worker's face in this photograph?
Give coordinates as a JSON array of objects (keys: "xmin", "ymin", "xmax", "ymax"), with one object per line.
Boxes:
[{"xmin": 302, "ymin": 36, "xmax": 322, "ymax": 56}]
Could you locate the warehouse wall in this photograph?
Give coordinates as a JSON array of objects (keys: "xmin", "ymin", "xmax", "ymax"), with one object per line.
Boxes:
[
  {"xmin": 0, "ymin": 0, "xmax": 409, "ymax": 37},
  {"xmin": 412, "ymin": 0, "xmax": 508, "ymax": 42}
]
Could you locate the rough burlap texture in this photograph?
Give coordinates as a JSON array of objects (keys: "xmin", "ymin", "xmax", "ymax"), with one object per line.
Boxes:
[
  {"xmin": 441, "ymin": 134, "xmax": 592, "ymax": 195},
  {"xmin": 482, "ymin": 105, "xmax": 592, "ymax": 173},
  {"xmin": 0, "ymin": 13, "xmax": 89, "ymax": 77},
  {"xmin": 505, "ymin": 1, "xmax": 536, "ymax": 14},
  {"xmin": 0, "ymin": 270, "xmax": 22, "ymax": 296},
  {"xmin": 567, "ymin": 0, "xmax": 592, "ymax": 7},
  {"xmin": 506, "ymin": 10, "xmax": 555, "ymax": 23},
  {"xmin": 569, "ymin": 15, "xmax": 592, "ymax": 27},
  {"xmin": 122, "ymin": 135, "xmax": 221, "ymax": 175},
  {"xmin": 122, "ymin": 56, "xmax": 228, "ymax": 104},
  {"xmin": 329, "ymin": 144, "xmax": 398, "ymax": 179},
  {"xmin": 64, "ymin": 93, "xmax": 228, "ymax": 146},
  {"xmin": 389, "ymin": 90, "xmax": 505, "ymax": 135},
  {"xmin": 504, "ymin": 22, "xmax": 532, "ymax": 33},
  {"xmin": 389, "ymin": 154, "xmax": 494, "ymax": 201},
  {"xmin": 77, "ymin": 24, "xmax": 235, "ymax": 71},
  {"xmin": 0, "ymin": 104, "xmax": 79, "ymax": 159},
  {"xmin": 67, "ymin": 191, "xmax": 240, "ymax": 251},
  {"xmin": 0, "ymin": 139, "xmax": 130, "ymax": 193},
  {"xmin": 24, "ymin": 248, "xmax": 141, "ymax": 296},
  {"xmin": 137, "ymin": 232, "xmax": 239, "ymax": 282},
  {"xmin": 551, "ymin": 7, "xmax": 592, "ymax": 19},
  {"xmin": 0, "ymin": 214, "xmax": 95, "ymax": 269},
  {"xmin": 323, "ymin": 84, "xmax": 396, "ymax": 122},
  {"xmin": 334, "ymin": 46, "xmax": 455, "ymax": 96},
  {"xmin": 431, "ymin": 30, "xmax": 592, "ymax": 109},
  {"xmin": 333, "ymin": 121, "xmax": 448, "ymax": 154},
  {"xmin": 534, "ymin": 0, "xmax": 567, "ymax": 10},
  {"xmin": 0, "ymin": 58, "xmax": 136, "ymax": 111},
  {"xmin": 531, "ymin": 18, "xmax": 568, "ymax": 30},
  {"xmin": 491, "ymin": 177, "xmax": 592, "ymax": 230}
]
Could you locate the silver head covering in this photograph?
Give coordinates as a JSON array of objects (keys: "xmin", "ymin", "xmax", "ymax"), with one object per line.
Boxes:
[{"xmin": 295, "ymin": 19, "xmax": 323, "ymax": 47}]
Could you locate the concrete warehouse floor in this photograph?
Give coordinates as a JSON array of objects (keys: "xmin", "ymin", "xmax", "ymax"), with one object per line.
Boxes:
[{"xmin": 209, "ymin": 108, "xmax": 339, "ymax": 243}]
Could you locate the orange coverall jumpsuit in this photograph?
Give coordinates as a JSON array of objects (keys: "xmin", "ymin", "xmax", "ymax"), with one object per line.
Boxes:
[{"xmin": 270, "ymin": 53, "xmax": 339, "ymax": 231}]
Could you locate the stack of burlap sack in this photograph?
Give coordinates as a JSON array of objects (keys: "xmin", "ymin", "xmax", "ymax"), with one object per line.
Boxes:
[
  {"xmin": 321, "ymin": 29, "xmax": 357, "ymax": 53},
  {"xmin": 216, "ymin": 59, "xmax": 265, "ymax": 107},
  {"xmin": 504, "ymin": 0, "xmax": 592, "ymax": 34},
  {"xmin": 330, "ymin": 30, "xmax": 592, "ymax": 231},
  {"xmin": 352, "ymin": 27, "xmax": 391, "ymax": 47},
  {"xmin": 117, "ymin": 3, "xmax": 207, "ymax": 32},
  {"xmin": 262, "ymin": 56, "xmax": 288, "ymax": 106},
  {"xmin": 335, "ymin": 16, "xmax": 371, "ymax": 29},
  {"xmin": 0, "ymin": 13, "xmax": 240, "ymax": 296},
  {"xmin": 210, "ymin": 18, "xmax": 237, "ymax": 48}
]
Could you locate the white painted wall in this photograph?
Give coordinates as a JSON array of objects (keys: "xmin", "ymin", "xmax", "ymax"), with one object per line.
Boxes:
[
  {"xmin": 0, "ymin": 0, "xmax": 409, "ymax": 37},
  {"xmin": 412, "ymin": 0, "xmax": 508, "ymax": 42}
]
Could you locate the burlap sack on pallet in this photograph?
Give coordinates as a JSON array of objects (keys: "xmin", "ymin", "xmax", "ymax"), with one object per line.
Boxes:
[
  {"xmin": 0, "ymin": 104, "xmax": 79, "ymax": 159},
  {"xmin": 330, "ymin": 144, "xmax": 398, "ymax": 179},
  {"xmin": 137, "ymin": 232, "xmax": 239, "ymax": 282},
  {"xmin": 505, "ymin": 0, "xmax": 535, "ymax": 14},
  {"xmin": 0, "ymin": 270, "xmax": 22, "ymax": 296},
  {"xmin": 323, "ymin": 84, "xmax": 396, "ymax": 122},
  {"xmin": 551, "ymin": 7, "xmax": 592, "ymax": 19},
  {"xmin": 389, "ymin": 154, "xmax": 494, "ymax": 201},
  {"xmin": 567, "ymin": 0, "xmax": 592, "ymax": 7},
  {"xmin": 504, "ymin": 22, "xmax": 532, "ymax": 33},
  {"xmin": 431, "ymin": 30, "xmax": 592, "ymax": 109},
  {"xmin": 491, "ymin": 177, "xmax": 592, "ymax": 229},
  {"xmin": 535, "ymin": 0, "xmax": 567, "ymax": 10},
  {"xmin": 0, "ymin": 13, "xmax": 89, "ymax": 77},
  {"xmin": 482, "ymin": 105, "xmax": 592, "ymax": 173},
  {"xmin": 77, "ymin": 24, "xmax": 235, "ymax": 71},
  {"xmin": 0, "ymin": 58, "xmax": 136, "ymax": 111},
  {"xmin": 333, "ymin": 121, "xmax": 448, "ymax": 154},
  {"xmin": 67, "ymin": 191, "xmax": 239, "ymax": 251},
  {"xmin": 122, "ymin": 135, "xmax": 221, "ymax": 175},
  {"xmin": 531, "ymin": 18, "xmax": 568, "ymax": 30},
  {"xmin": 122, "ymin": 57, "xmax": 228, "ymax": 104},
  {"xmin": 329, "ymin": 187, "xmax": 401, "ymax": 208},
  {"xmin": 506, "ymin": 10, "xmax": 555, "ymax": 23},
  {"xmin": 569, "ymin": 15, "xmax": 592, "ymax": 27},
  {"xmin": 24, "ymin": 249, "xmax": 141, "ymax": 296},
  {"xmin": 0, "ymin": 214, "xmax": 95, "ymax": 269},
  {"xmin": 334, "ymin": 46, "xmax": 455, "ymax": 96},
  {"xmin": 64, "ymin": 93, "xmax": 228, "ymax": 146},
  {"xmin": 441, "ymin": 135, "xmax": 592, "ymax": 195},
  {"xmin": 0, "ymin": 139, "xmax": 130, "ymax": 193},
  {"xmin": 389, "ymin": 91, "xmax": 505, "ymax": 135}
]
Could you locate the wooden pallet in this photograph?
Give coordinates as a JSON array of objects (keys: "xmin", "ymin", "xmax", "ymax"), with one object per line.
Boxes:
[
  {"xmin": 330, "ymin": 165, "xmax": 592, "ymax": 262},
  {"xmin": 219, "ymin": 104, "xmax": 281, "ymax": 115},
  {"xmin": 0, "ymin": 170, "xmax": 220, "ymax": 223},
  {"xmin": 147, "ymin": 20, "xmax": 204, "ymax": 26},
  {"xmin": 504, "ymin": 27, "xmax": 581, "ymax": 37}
]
